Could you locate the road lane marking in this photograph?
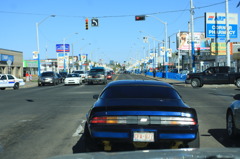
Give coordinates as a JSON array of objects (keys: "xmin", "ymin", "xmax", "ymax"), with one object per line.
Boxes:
[
  {"xmin": 113, "ymin": 75, "xmax": 119, "ymax": 81},
  {"xmin": 72, "ymin": 120, "xmax": 86, "ymax": 137}
]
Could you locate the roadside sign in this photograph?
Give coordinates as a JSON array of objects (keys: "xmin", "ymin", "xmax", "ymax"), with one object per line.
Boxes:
[
  {"xmin": 33, "ymin": 51, "xmax": 38, "ymax": 60},
  {"xmin": 7, "ymin": 60, "xmax": 12, "ymax": 66},
  {"xmin": 205, "ymin": 12, "xmax": 238, "ymax": 38},
  {"xmin": 56, "ymin": 44, "xmax": 70, "ymax": 52}
]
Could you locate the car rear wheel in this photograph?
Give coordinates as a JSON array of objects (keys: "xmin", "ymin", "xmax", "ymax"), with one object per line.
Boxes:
[
  {"xmin": 187, "ymin": 132, "xmax": 200, "ymax": 148},
  {"xmin": 13, "ymin": 83, "xmax": 19, "ymax": 90},
  {"xmin": 76, "ymin": 123, "xmax": 100, "ymax": 152},
  {"xmin": 227, "ymin": 111, "xmax": 237, "ymax": 138},
  {"xmin": 0, "ymin": 88, "xmax": 6, "ymax": 90},
  {"xmin": 191, "ymin": 78, "xmax": 201, "ymax": 88},
  {"xmin": 236, "ymin": 78, "xmax": 240, "ymax": 88}
]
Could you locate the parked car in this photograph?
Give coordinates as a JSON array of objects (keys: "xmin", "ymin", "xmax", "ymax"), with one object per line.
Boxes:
[
  {"xmin": 57, "ymin": 73, "xmax": 64, "ymax": 83},
  {"xmin": 87, "ymin": 67, "xmax": 107, "ymax": 85},
  {"xmin": 72, "ymin": 70, "xmax": 88, "ymax": 83},
  {"xmin": 64, "ymin": 73, "xmax": 83, "ymax": 86},
  {"xmin": 0, "ymin": 74, "xmax": 25, "ymax": 90},
  {"xmin": 79, "ymin": 80, "xmax": 199, "ymax": 152},
  {"xmin": 59, "ymin": 72, "xmax": 68, "ymax": 80},
  {"xmin": 38, "ymin": 71, "xmax": 59, "ymax": 86},
  {"xmin": 226, "ymin": 94, "xmax": 240, "ymax": 138}
]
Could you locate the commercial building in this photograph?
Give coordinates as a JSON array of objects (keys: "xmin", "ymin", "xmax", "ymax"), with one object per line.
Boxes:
[
  {"xmin": 0, "ymin": 48, "xmax": 24, "ymax": 78},
  {"xmin": 23, "ymin": 59, "xmax": 58, "ymax": 76}
]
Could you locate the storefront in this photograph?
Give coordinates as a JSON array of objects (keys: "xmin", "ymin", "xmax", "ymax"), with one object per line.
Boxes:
[{"xmin": 23, "ymin": 59, "xmax": 58, "ymax": 76}]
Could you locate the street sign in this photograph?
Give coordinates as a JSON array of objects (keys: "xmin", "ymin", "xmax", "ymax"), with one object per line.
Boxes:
[
  {"xmin": 7, "ymin": 60, "xmax": 12, "ymax": 66},
  {"xmin": 33, "ymin": 51, "xmax": 38, "ymax": 60},
  {"xmin": 91, "ymin": 18, "xmax": 98, "ymax": 27}
]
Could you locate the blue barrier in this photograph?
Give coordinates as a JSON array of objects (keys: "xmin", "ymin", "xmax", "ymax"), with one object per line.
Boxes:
[{"xmin": 144, "ymin": 72, "xmax": 186, "ymax": 81}]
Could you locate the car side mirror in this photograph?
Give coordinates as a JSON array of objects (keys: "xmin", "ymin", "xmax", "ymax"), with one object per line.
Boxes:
[
  {"xmin": 205, "ymin": 70, "xmax": 211, "ymax": 75},
  {"xmin": 93, "ymin": 94, "xmax": 99, "ymax": 99},
  {"xmin": 233, "ymin": 94, "xmax": 240, "ymax": 100}
]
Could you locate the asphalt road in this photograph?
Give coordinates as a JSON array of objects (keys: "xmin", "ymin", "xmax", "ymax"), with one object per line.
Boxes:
[{"xmin": 0, "ymin": 74, "xmax": 240, "ymax": 159}]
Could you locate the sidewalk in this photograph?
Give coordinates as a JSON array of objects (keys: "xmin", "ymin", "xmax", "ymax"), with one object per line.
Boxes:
[{"xmin": 22, "ymin": 76, "xmax": 38, "ymax": 88}]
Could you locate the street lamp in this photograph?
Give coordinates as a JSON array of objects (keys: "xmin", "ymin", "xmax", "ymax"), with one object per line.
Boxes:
[
  {"xmin": 146, "ymin": 15, "xmax": 168, "ymax": 77},
  {"xmin": 36, "ymin": 15, "xmax": 55, "ymax": 76},
  {"xmin": 139, "ymin": 30, "xmax": 164, "ymax": 72},
  {"xmin": 63, "ymin": 32, "xmax": 79, "ymax": 73}
]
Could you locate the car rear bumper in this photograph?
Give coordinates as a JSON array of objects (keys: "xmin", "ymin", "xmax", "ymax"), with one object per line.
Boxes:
[
  {"xmin": 89, "ymin": 125, "xmax": 198, "ymax": 142},
  {"xmin": 88, "ymin": 78, "xmax": 106, "ymax": 83},
  {"xmin": 38, "ymin": 80, "xmax": 54, "ymax": 84}
]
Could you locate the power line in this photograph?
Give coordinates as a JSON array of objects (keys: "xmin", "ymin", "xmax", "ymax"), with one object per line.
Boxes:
[{"xmin": 0, "ymin": 1, "xmax": 229, "ymax": 19}]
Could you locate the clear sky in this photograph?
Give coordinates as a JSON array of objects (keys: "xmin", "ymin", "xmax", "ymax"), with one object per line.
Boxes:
[{"xmin": 0, "ymin": 0, "xmax": 239, "ymax": 64}]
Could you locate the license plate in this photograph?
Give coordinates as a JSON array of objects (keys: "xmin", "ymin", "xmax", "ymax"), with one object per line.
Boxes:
[{"xmin": 133, "ymin": 132, "xmax": 154, "ymax": 142}]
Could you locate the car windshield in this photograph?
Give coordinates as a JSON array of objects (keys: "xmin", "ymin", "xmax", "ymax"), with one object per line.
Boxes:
[
  {"xmin": 67, "ymin": 74, "xmax": 79, "ymax": 77},
  {"xmin": 101, "ymin": 86, "xmax": 180, "ymax": 99},
  {"xmin": 90, "ymin": 70, "xmax": 104, "ymax": 75}
]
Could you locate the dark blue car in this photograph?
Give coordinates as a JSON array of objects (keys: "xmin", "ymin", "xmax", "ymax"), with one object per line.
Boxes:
[{"xmin": 80, "ymin": 80, "xmax": 199, "ymax": 152}]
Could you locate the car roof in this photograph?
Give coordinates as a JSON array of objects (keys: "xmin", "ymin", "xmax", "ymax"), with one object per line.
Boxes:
[{"xmin": 106, "ymin": 80, "xmax": 173, "ymax": 88}]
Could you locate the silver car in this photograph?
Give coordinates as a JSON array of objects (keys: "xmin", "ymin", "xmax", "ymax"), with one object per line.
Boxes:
[
  {"xmin": 38, "ymin": 71, "xmax": 59, "ymax": 86},
  {"xmin": 226, "ymin": 94, "xmax": 240, "ymax": 138}
]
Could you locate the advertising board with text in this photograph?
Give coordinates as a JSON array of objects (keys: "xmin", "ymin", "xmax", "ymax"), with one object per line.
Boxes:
[{"xmin": 205, "ymin": 12, "xmax": 238, "ymax": 38}]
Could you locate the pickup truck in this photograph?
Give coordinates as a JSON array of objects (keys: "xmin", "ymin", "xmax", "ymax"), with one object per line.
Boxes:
[
  {"xmin": 0, "ymin": 74, "xmax": 25, "ymax": 90},
  {"xmin": 185, "ymin": 66, "xmax": 240, "ymax": 88}
]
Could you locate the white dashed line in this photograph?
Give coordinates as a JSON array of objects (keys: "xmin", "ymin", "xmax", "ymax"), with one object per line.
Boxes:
[{"xmin": 72, "ymin": 120, "xmax": 86, "ymax": 137}]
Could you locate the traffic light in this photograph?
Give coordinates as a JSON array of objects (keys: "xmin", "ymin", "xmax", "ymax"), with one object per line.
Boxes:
[
  {"xmin": 196, "ymin": 47, "xmax": 200, "ymax": 55},
  {"xmin": 85, "ymin": 18, "xmax": 89, "ymax": 30},
  {"xmin": 135, "ymin": 15, "xmax": 145, "ymax": 21}
]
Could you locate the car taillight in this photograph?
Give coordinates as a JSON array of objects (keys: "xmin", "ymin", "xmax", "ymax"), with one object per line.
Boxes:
[
  {"xmin": 159, "ymin": 117, "xmax": 196, "ymax": 125},
  {"xmin": 90, "ymin": 116, "xmax": 196, "ymax": 125},
  {"xmin": 90, "ymin": 116, "xmax": 127, "ymax": 124}
]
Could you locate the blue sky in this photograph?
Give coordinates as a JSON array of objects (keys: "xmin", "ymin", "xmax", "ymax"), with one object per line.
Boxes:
[{"xmin": 0, "ymin": 0, "xmax": 239, "ymax": 64}]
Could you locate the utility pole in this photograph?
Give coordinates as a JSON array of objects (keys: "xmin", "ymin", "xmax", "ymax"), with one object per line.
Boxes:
[
  {"xmin": 226, "ymin": 0, "xmax": 231, "ymax": 67},
  {"xmin": 190, "ymin": 0, "xmax": 195, "ymax": 73}
]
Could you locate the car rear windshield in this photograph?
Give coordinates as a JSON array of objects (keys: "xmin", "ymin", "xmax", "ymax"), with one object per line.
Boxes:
[
  {"xmin": 89, "ymin": 69, "xmax": 104, "ymax": 74},
  {"xmin": 101, "ymin": 86, "xmax": 181, "ymax": 99},
  {"xmin": 73, "ymin": 71, "xmax": 84, "ymax": 74},
  {"xmin": 41, "ymin": 72, "xmax": 54, "ymax": 76}
]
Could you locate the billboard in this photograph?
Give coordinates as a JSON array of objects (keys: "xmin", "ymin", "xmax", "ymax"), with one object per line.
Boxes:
[
  {"xmin": 205, "ymin": 12, "xmax": 238, "ymax": 38},
  {"xmin": 56, "ymin": 44, "xmax": 70, "ymax": 52},
  {"xmin": 211, "ymin": 42, "xmax": 233, "ymax": 55},
  {"xmin": 79, "ymin": 54, "xmax": 88, "ymax": 62},
  {"xmin": 57, "ymin": 53, "xmax": 69, "ymax": 70},
  {"xmin": 177, "ymin": 32, "xmax": 211, "ymax": 51}
]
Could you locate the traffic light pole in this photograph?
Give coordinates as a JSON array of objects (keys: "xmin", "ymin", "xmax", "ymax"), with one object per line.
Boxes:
[{"xmin": 190, "ymin": 0, "xmax": 195, "ymax": 73}]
